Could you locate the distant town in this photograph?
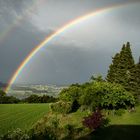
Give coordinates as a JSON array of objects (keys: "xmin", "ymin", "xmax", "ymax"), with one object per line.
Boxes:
[{"xmin": 0, "ymin": 82, "xmax": 67, "ymax": 99}]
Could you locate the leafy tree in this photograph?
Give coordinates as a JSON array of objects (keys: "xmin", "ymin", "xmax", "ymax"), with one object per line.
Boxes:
[
  {"xmin": 0, "ymin": 96, "xmax": 20, "ymax": 104},
  {"xmin": 59, "ymin": 85, "xmax": 82, "ymax": 112},
  {"xmin": 79, "ymin": 82, "xmax": 135, "ymax": 110},
  {"xmin": 59, "ymin": 85, "xmax": 82, "ymax": 102},
  {"xmin": 25, "ymin": 95, "xmax": 40, "ymax": 103},
  {"xmin": 0, "ymin": 89, "xmax": 20, "ymax": 104},
  {"xmin": 24, "ymin": 94, "xmax": 56, "ymax": 103}
]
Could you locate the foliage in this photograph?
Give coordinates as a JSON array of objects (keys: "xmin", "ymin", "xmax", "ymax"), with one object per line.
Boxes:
[
  {"xmin": 90, "ymin": 74, "xmax": 105, "ymax": 82},
  {"xmin": 50, "ymin": 101, "xmax": 72, "ymax": 114},
  {"xmin": 106, "ymin": 42, "xmax": 135, "ymax": 91},
  {"xmin": 63, "ymin": 124, "xmax": 75, "ymax": 136},
  {"xmin": 82, "ymin": 109, "xmax": 108, "ymax": 131},
  {"xmin": 0, "ymin": 95, "xmax": 20, "ymax": 104},
  {"xmin": 0, "ymin": 92, "xmax": 56, "ymax": 104},
  {"xmin": 0, "ymin": 89, "xmax": 20, "ymax": 104},
  {"xmin": 79, "ymin": 82, "xmax": 135, "ymax": 110},
  {"xmin": 58, "ymin": 85, "xmax": 82, "ymax": 112},
  {"xmin": 128, "ymin": 59, "xmax": 140, "ymax": 97},
  {"xmin": 32, "ymin": 111, "xmax": 90, "ymax": 140},
  {"xmin": 23, "ymin": 95, "xmax": 56, "ymax": 103},
  {"xmin": 59, "ymin": 84, "xmax": 82, "ymax": 102},
  {"xmin": 0, "ymin": 128, "xmax": 30, "ymax": 140}
]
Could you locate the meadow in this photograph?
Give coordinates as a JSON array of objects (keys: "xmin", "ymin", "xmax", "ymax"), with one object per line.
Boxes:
[
  {"xmin": 0, "ymin": 104, "xmax": 49, "ymax": 135},
  {"xmin": 0, "ymin": 103, "xmax": 140, "ymax": 139}
]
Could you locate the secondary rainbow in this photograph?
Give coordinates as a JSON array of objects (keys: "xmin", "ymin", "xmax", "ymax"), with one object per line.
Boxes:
[
  {"xmin": 0, "ymin": 0, "xmax": 43, "ymax": 43},
  {"xmin": 5, "ymin": 1, "xmax": 139, "ymax": 93}
]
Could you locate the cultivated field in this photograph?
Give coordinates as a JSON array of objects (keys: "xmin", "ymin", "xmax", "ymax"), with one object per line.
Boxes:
[{"xmin": 0, "ymin": 104, "xmax": 50, "ymax": 135}]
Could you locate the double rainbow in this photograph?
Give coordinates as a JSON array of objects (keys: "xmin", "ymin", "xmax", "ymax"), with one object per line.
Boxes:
[{"xmin": 5, "ymin": 1, "xmax": 139, "ymax": 93}]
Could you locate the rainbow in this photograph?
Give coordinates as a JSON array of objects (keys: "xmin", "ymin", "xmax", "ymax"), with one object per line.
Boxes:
[{"xmin": 5, "ymin": 1, "xmax": 139, "ymax": 93}]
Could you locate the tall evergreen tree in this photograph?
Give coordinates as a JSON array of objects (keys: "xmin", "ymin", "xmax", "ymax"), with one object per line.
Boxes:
[
  {"xmin": 106, "ymin": 53, "xmax": 120, "ymax": 83},
  {"xmin": 106, "ymin": 42, "xmax": 135, "ymax": 90},
  {"xmin": 129, "ymin": 57, "xmax": 140, "ymax": 96}
]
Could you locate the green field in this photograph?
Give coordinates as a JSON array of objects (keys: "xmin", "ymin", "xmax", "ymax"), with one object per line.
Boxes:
[
  {"xmin": 0, "ymin": 104, "xmax": 49, "ymax": 135},
  {"xmin": 0, "ymin": 104, "xmax": 140, "ymax": 139}
]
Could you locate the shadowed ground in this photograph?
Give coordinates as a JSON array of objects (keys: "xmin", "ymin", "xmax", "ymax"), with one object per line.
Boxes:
[{"xmin": 79, "ymin": 125, "xmax": 140, "ymax": 140}]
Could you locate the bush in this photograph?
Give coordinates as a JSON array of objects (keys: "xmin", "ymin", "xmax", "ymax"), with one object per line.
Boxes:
[
  {"xmin": 59, "ymin": 85, "xmax": 82, "ymax": 102},
  {"xmin": 82, "ymin": 109, "xmax": 108, "ymax": 131},
  {"xmin": 62, "ymin": 124, "xmax": 75, "ymax": 139},
  {"xmin": 50, "ymin": 101, "xmax": 72, "ymax": 114},
  {"xmin": 79, "ymin": 82, "xmax": 135, "ymax": 110},
  {"xmin": 0, "ymin": 128, "xmax": 30, "ymax": 140}
]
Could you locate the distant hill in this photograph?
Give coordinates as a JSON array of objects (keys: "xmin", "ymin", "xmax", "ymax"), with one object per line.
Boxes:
[{"xmin": 7, "ymin": 84, "xmax": 67, "ymax": 99}]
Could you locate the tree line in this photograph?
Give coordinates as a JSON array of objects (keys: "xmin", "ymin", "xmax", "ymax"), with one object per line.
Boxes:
[{"xmin": 0, "ymin": 90, "xmax": 56, "ymax": 104}]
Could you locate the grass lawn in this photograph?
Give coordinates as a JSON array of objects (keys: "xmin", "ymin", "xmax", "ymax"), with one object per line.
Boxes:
[
  {"xmin": 0, "ymin": 104, "xmax": 50, "ymax": 135},
  {"xmin": 80, "ymin": 106, "xmax": 140, "ymax": 140}
]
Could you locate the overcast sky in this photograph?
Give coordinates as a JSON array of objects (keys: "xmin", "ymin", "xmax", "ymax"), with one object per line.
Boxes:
[{"xmin": 0, "ymin": 0, "xmax": 140, "ymax": 85}]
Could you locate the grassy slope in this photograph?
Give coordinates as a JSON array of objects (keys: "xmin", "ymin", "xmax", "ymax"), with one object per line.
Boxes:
[
  {"xmin": 69, "ymin": 106, "xmax": 140, "ymax": 140},
  {"xmin": 110, "ymin": 106, "xmax": 140, "ymax": 125},
  {"xmin": 0, "ymin": 104, "xmax": 49, "ymax": 135},
  {"xmin": 0, "ymin": 104, "xmax": 140, "ymax": 139},
  {"xmin": 83, "ymin": 106, "xmax": 140, "ymax": 140}
]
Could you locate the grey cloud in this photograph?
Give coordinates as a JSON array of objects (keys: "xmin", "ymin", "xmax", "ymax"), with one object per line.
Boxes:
[
  {"xmin": 16, "ymin": 42, "xmax": 112, "ymax": 85},
  {"xmin": 0, "ymin": 0, "xmax": 140, "ymax": 85},
  {"xmin": 0, "ymin": 19, "xmax": 53, "ymax": 82}
]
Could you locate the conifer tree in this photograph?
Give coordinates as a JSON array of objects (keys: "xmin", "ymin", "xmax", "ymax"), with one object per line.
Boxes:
[
  {"xmin": 106, "ymin": 42, "xmax": 135, "ymax": 90},
  {"xmin": 129, "ymin": 57, "xmax": 140, "ymax": 96},
  {"xmin": 118, "ymin": 42, "xmax": 135, "ymax": 89},
  {"xmin": 106, "ymin": 53, "xmax": 120, "ymax": 83}
]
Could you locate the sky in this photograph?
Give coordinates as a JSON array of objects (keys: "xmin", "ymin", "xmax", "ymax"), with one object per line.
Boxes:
[{"xmin": 0, "ymin": 0, "xmax": 140, "ymax": 85}]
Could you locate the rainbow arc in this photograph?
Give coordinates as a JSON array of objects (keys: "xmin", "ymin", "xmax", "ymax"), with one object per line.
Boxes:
[{"xmin": 5, "ymin": 1, "xmax": 139, "ymax": 93}]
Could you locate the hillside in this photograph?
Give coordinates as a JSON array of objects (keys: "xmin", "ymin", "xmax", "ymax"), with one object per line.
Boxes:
[{"xmin": 7, "ymin": 84, "xmax": 67, "ymax": 99}]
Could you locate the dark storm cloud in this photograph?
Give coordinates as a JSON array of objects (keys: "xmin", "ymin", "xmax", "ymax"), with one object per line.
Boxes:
[
  {"xmin": 0, "ymin": 0, "xmax": 53, "ymax": 82},
  {"xmin": 17, "ymin": 42, "xmax": 111, "ymax": 85},
  {"xmin": 0, "ymin": 0, "xmax": 140, "ymax": 85},
  {"xmin": 0, "ymin": 21, "xmax": 51, "ymax": 82}
]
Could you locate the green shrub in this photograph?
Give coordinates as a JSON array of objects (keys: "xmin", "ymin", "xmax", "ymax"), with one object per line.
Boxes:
[
  {"xmin": 79, "ymin": 82, "xmax": 135, "ymax": 110},
  {"xmin": 61, "ymin": 124, "xmax": 86, "ymax": 140},
  {"xmin": 29, "ymin": 127, "xmax": 55, "ymax": 140},
  {"xmin": 0, "ymin": 128, "xmax": 30, "ymax": 140},
  {"xmin": 50, "ymin": 101, "xmax": 72, "ymax": 114},
  {"xmin": 59, "ymin": 85, "xmax": 82, "ymax": 102}
]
